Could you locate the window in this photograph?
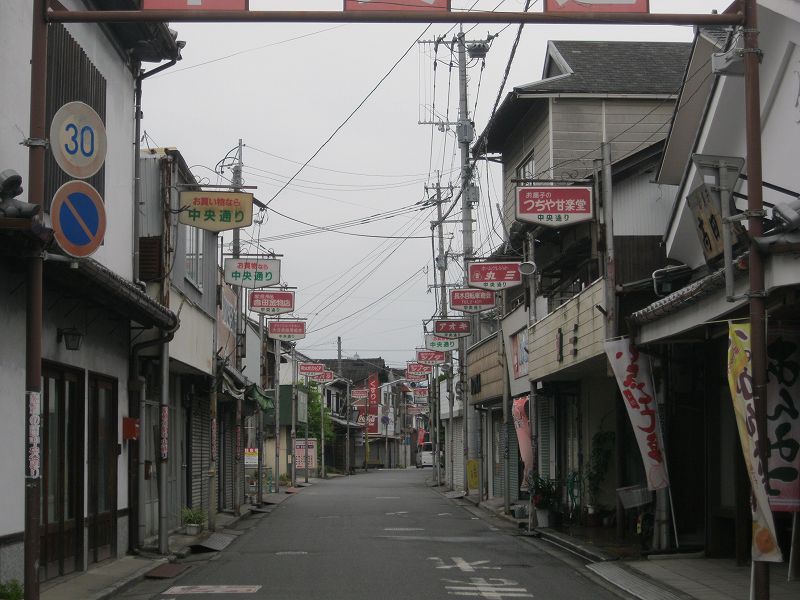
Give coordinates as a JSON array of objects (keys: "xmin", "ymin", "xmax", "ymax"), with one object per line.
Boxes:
[
  {"xmin": 184, "ymin": 224, "xmax": 203, "ymax": 289},
  {"xmin": 516, "ymin": 151, "xmax": 535, "ymax": 182}
]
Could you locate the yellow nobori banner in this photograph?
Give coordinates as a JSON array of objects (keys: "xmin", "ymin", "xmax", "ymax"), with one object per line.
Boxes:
[{"xmin": 727, "ymin": 323, "xmax": 783, "ymax": 562}]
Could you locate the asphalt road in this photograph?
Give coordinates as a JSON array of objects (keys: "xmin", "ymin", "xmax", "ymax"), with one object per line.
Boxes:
[{"xmin": 116, "ymin": 469, "xmax": 621, "ymax": 599}]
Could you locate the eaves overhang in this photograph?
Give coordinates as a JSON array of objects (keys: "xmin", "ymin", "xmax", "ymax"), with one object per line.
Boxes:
[{"xmin": 46, "ymin": 256, "xmax": 178, "ymax": 330}]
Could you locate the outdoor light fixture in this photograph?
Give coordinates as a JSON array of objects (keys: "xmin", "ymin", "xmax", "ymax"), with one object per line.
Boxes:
[
  {"xmin": 519, "ymin": 261, "xmax": 537, "ymax": 276},
  {"xmin": 57, "ymin": 328, "xmax": 83, "ymax": 351}
]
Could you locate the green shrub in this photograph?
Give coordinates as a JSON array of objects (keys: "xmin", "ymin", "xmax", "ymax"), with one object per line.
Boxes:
[
  {"xmin": 180, "ymin": 505, "xmax": 205, "ymax": 525},
  {"xmin": 0, "ymin": 579, "xmax": 23, "ymax": 600}
]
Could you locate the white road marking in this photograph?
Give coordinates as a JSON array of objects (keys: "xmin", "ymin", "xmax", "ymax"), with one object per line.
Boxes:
[
  {"xmin": 385, "ymin": 511, "xmax": 409, "ymax": 515},
  {"xmin": 438, "ymin": 512, "xmax": 452, "ymax": 516},
  {"xmin": 429, "ymin": 557, "xmax": 501, "ymax": 571},
  {"xmin": 276, "ymin": 551, "xmax": 308, "ymax": 555},
  {"xmin": 376, "ymin": 496, "xmax": 400, "ymax": 499},
  {"xmin": 384, "ymin": 527, "xmax": 424, "ymax": 531},
  {"xmin": 443, "ymin": 577, "xmax": 532, "ymax": 599},
  {"xmin": 163, "ymin": 585, "xmax": 261, "ymax": 594}
]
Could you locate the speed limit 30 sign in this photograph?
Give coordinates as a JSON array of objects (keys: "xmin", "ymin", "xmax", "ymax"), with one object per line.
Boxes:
[{"xmin": 50, "ymin": 101, "xmax": 107, "ymax": 180}]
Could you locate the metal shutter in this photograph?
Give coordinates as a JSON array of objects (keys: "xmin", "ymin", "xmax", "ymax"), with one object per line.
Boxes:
[{"xmin": 190, "ymin": 396, "xmax": 210, "ymax": 510}]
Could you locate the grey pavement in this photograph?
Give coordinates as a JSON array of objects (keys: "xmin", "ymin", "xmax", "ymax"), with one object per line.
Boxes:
[{"xmin": 41, "ymin": 470, "xmax": 800, "ymax": 600}]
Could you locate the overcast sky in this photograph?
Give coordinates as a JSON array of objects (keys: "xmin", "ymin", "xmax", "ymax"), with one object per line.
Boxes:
[{"xmin": 141, "ymin": 0, "xmax": 730, "ymax": 369}]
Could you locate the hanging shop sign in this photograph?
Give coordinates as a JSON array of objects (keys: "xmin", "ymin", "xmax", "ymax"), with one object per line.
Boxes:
[
  {"xmin": 450, "ymin": 288, "xmax": 496, "ymax": 313},
  {"xmin": 310, "ymin": 370, "xmax": 335, "ymax": 383},
  {"xmin": 424, "ymin": 335, "xmax": 457, "ymax": 351},
  {"xmin": 516, "ymin": 186, "xmax": 593, "ymax": 228},
  {"xmin": 224, "ymin": 258, "xmax": 280, "ymax": 288},
  {"xmin": 344, "ymin": 0, "xmax": 450, "ymax": 12},
  {"xmin": 179, "ymin": 191, "xmax": 253, "ymax": 232},
  {"xmin": 350, "ymin": 388, "xmax": 369, "ymax": 406},
  {"xmin": 413, "ymin": 387, "xmax": 429, "ymax": 400},
  {"xmin": 416, "ymin": 349, "xmax": 447, "ymax": 366},
  {"xmin": 405, "ymin": 372, "xmax": 428, "ymax": 382},
  {"xmin": 407, "ymin": 362, "xmax": 433, "ymax": 375},
  {"xmin": 249, "ymin": 290, "xmax": 295, "ymax": 315},
  {"xmin": 143, "ymin": 0, "xmax": 249, "ymax": 9},
  {"xmin": 545, "ymin": 0, "xmax": 649, "ymax": 13},
  {"xmin": 267, "ymin": 320, "xmax": 306, "ymax": 341},
  {"xmin": 298, "ymin": 363, "xmax": 325, "ymax": 376},
  {"xmin": 433, "ymin": 319, "xmax": 471, "ymax": 339},
  {"xmin": 467, "ymin": 262, "xmax": 522, "ymax": 290}
]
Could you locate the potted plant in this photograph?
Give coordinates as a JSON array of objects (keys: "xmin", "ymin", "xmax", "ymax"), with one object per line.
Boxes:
[
  {"xmin": 181, "ymin": 505, "xmax": 205, "ymax": 536},
  {"xmin": 584, "ymin": 430, "xmax": 614, "ymax": 523},
  {"xmin": 531, "ymin": 475, "xmax": 558, "ymax": 528}
]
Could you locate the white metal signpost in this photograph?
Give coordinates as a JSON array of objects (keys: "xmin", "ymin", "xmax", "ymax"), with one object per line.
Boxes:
[{"xmin": 424, "ymin": 335, "xmax": 458, "ymax": 351}]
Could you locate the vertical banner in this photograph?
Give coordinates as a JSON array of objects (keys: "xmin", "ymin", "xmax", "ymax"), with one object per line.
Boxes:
[
  {"xmin": 605, "ymin": 338, "xmax": 669, "ymax": 490},
  {"xmin": 512, "ymin": 396, "xmax": 534, "ymax": 489},
  {"xmin": 728, "ymin": 323, "xmax": 783, "ymax": 562},
  {"xmin": 367, "ymin": 373, "xmax": 380, "ymax": 435},
  {"xmin": 160, "ymin": 406, "xmax": 169, "ymax": 461},
  {"xmin": 766, "ymin": 327, "xmax": 800, "ymax": 512}
]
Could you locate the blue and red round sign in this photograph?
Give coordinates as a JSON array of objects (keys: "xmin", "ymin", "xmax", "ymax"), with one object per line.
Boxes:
[{"xmin": 50, "ymin": 180, "xmax": 106, "ymax": 258}]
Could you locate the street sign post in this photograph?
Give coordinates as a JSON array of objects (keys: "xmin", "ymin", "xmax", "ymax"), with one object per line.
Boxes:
[
  {"xmin": 50, "ymin": 180, "xmax": 106, "ymax": 258},
  {"xmin": 179, "ymin": 191, "xmax": 253, "ymax": 232},
  {"xmin": 224, "ymin": 258, "xmax": 280, "ymax": 288},
  {"xmin": 516, "ymin": 186, "xmax": 593, "ymax": 227},
  {"xmin": 298, "ymin": 363, "xmax": 325, "ymax": 376},
  {"xmin": 424, "ymin": 335, "xmax": 458, "ymax": 351},
  {"xmin": 267, "ymin": 320, "xmax": 306, "ymax": 341},
  {"xmin": 433, "ymin": 319, "xmax": 471, "ymax": 339},
  {"xmin": 467, "ymin": 262, "xmax": 522, "ymax": 290},
  {"xmin": 416, "ymin": 349, "xmax": 446, "ymax": 366},
  {"xmin": 545, "ymin": 0, "xmax": 649, "ymax": 13},
  {"xmin": 250, "ymin": 290, "xmax": 295, "ymax": 315},
  {"xmin": 450, "ymin": 288, "xmax": 496, "ymax": 313},
  {"xmin": 50, "ymin": 101, "xmax": 107, "ymax": 180}
]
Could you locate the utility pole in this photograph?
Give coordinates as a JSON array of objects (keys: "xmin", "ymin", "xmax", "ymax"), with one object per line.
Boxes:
[
  {"xmin": 291, "ymin": 343, "xmax": 297, "ymax": 487},
  {"xmin": 273, "ymin": 336, "xmax": 281, "ymax": 493},
  {"xmin": 339, "ymin": 337, "xmax": 350, "ymax": 475},
  {"xmin": 232, "ymin": 139, "xmax": 243, "ymax": 511},
  {"xmin": 257, "ymin": 314, "xmax": 265, "ymax": 506}
]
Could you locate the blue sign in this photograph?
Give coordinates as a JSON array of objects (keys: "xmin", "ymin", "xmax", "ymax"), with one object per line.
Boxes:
[{"xmin": 50, "ymin": 180, "xmax": 106, "ymax": 258}]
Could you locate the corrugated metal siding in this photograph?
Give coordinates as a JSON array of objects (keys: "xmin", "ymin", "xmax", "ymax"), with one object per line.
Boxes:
[
  {"xmin": 45, "ymin": 24, "xmax": 106, "ymax": 212},
  {"xmin": 219, "ymin": 405, "xmax": 235, "ymax": 511},
  {"xmin": 138, "ymin": 155, "xmax": 164, "ymax": 238},
  {"xmin": 190, "ymin": 395, "xmax": 211, "ymax": 510},
  {"xmin": 467, "ymin": 336, "xmax": 503, "ymax": 403},
  {"xmin": 613, "ymin": 172, "xmax": 677, "ymax": 236},
  {"xmin": 538, "ymin": 396, "xmax": 555, "ymax": 480},
  {"xmin": 489, "ymin": 410, "xmax": 519, "ymax": 502},
  {"xmin": 452, "ymin": 418, "xmax": 464, "ymax": 491},
  {"xmin": 603, "ymin": 101, "xmax": 674, "ymax": 161},
  {"xmin": 550, "ymin": 98, "xmax": 603, "ymax": 181}
]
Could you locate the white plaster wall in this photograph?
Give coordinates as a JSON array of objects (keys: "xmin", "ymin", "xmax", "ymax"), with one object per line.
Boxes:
[
  {"xmin": 0, "ymin": 269, "xmax": 28, "ymax": 537},
  {"xmin": 0, "ymin": 2, "xmax": 33, "ymax": 179}
]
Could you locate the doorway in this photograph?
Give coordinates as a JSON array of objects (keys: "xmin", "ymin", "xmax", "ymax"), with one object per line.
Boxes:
[
  {"xmin": 87, "ymin": 375, "xmax": 118, "ymax": 564},
  {"xmin": 41, "ymin": 365, "xmax": 83, "ymax": 580}
]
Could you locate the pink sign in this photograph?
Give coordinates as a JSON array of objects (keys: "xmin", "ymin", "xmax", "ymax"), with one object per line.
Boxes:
[
  {"xmin": 310, "ymin": 370, "xmax": 335, "ymax": 382},
  {"xmin": 249, "ymin": 290, "xmax": 294, "ymax": 316},
  {"xmin": 545, "ymin": 0, "xmax": 649, "ymax": 13},
  {"xmin": 414, "ymin": 388, "xmax": 429, "ymax": 399},
  {"xmin": 512, "ymin": 396, "xmax": 534, "ymax": 486},
  {"xmin": 467, "ymin": 262, "xmax": 522, "ymax": 290},
  {"xmin": 516, "ymin": 186, "xmax": 593, "ymax": 228},
  {"xmin": 605, "ymin": 338, "xmax": 669, "ymax": 491},
  {"xmin": 450, "ymin": 288, "xmax": 496, "ymax": 313},
  {"xmin": 433, "ymin": 319, "xmax": 471, "ymax": 339},
  {"xmin": 344, "ymin": 0, "xmax": 449, "ymax": 12},
  {"xmin": 351, "ymin": 388, "xmax": 369, "ymax": 399},
  {"xmin": 416, "ymin": 349, "xmax": 446, "ymax": 365},
  {"xmin": 268, "ymin": 320, "xmax": 306, "ymax": 341},
  {"xmin": 298, "ymin": 363, "xmax": 325, "ymax": 376},
  {"xmin": 407, "ymin": 362, "xmax": 433, "ymax": 375},
  {"xmin": 143, "ymin": 0, "xmax": 249, "ymax": 9}
]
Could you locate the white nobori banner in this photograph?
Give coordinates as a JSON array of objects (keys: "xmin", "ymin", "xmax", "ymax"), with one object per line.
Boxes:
[{"xmin": 605, "ymin": 337, "xmax": 670, "ymax": 491}]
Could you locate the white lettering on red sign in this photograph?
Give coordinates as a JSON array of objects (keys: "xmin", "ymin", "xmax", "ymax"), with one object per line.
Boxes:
[
  {"xmin": 467, "ymin": 263, "xmax": 522, "ymax": 290},
  {"xmin": 160, "ymin": 406, "xmax": 169, "ymax": 461}
]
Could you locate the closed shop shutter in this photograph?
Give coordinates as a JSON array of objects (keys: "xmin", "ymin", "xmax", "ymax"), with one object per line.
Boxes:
[
  {"xmin": 190, "ymin": 396, "xmax": 211, "ymax": 510},
  {"xmin": 492, "ymin": 410, "xmax": 502, "ymax": 498},
  {"xmin": 219, "ymin": 405, "xmax": 236, "ymax": 511},
  {"xmin": 538, "ymin": 396, "xmax": 555, "ymax": 479},
  {"xmin": 452, "ymin": 417, "xmax": 464, "ymax": 491}
]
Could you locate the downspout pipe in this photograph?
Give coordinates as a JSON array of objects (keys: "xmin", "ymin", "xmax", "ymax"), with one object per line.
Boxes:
[
  {"xmin": 133, "ymin": 58, "xmax": 177, "ymax": 288},
  {"xmin": 130, "ymin": 325, "xmax": 177, "ymax": 549}
]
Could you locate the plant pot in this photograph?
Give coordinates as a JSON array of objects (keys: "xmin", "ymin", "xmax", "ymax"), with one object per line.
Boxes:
[
  {"xmin": 185, "ymin": 523, "xmax": 201, "ymax": 536},
  {"xmin": 535, "ymin": 508, "xmax": 551, "ymax": 528}
]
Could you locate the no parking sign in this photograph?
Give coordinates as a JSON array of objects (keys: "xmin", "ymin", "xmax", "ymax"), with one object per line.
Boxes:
[{"xmin": 50, "ymin": 181, "xmax": 106, "ymax": 258}]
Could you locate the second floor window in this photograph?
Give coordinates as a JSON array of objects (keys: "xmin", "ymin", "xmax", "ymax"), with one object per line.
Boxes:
[
  {"xmin": 516, "ymin": 151, "xmax": 535, "ymax": 182},
  {"xmin": 184, "ymin": 224, "xmax": 203, "ymax": 289}
]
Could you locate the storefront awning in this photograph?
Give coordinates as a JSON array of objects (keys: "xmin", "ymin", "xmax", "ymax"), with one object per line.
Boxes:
[{"xmin": 246, "ymin": 384, "xmax": 274, "ymax": 412}]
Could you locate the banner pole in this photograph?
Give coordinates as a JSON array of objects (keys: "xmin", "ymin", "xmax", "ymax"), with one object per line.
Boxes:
[{"xmin": 667, "ymin": 485, "xmax": 680, "ymax": 549}]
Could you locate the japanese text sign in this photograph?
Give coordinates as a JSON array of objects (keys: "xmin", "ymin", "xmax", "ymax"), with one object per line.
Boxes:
[
  {"xmin": 434, "ymin": 319, "xmax": 471, "ymax": 339},
  {"xmin": 224, "ymin": 258, "xmax": 280, "ymax": 289},
  {"xmin": 267, "ymin": 320, "xmax": 306, "ymax": 341},
  {"xmin": 179, "ymin": 191, "xmax": 253, "ymax": 232},
  {"xmin": 310, "ymin": 370, "xmax": 335, "ymax": 383},
  {"xmin": 450, "ymin": 288, "xmax": 496, "ymax": 313},
  {"xmin": 143, "ymin": 1, "xmax": 249, "ymax": 9},
  {"xmin": 728, "ymin": 324, "xmax": 783, "ymax": 561},
  {"xmin": 298, "ymin": 363, "xmax": 325, "ymax": 376},
  {"xmin": 467, "ymin": 262, "xmax": 522, "ymax": 290},
  {"xmin": 414, "ymin": 387, "xmax": 429, "ymax": 399},
  {"xmin": 416, "ymin": 349, "xmax": 446, "ymax": 365},
  {"xmin": 516, "ymin": 186, "xmax": 593, "ymax": 228},
  {"xmin": 605, "ymin": 337, "xmax": 670, "ymax": 491},
  {"xmin": 686, "ymin": 184, "xmax": 725, "ymax": 263},
  {"xmin": 344, "ymin": 0, "xmax": 449, "ymax": 12},
  {"xmin": 405, "ymin": 372, "xmax": 428, "ymax": 382},
  {"xmin": 249, "ymin": 290, "xmax": 294, "ymax": 315},
  {"xmin": 545, "ymin": 0, "xmax": 649, "ymax": 13},
  {"xmin": 351, "ymin": 388, "xmax": 369, "ymax": 399},
  {"xmin": 407, "ymin": 362, "xmax": 433, "ymax": 375},
  {"xmin": 424, "ymin": 335, "xmax": 457, "ymax": 351}
]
